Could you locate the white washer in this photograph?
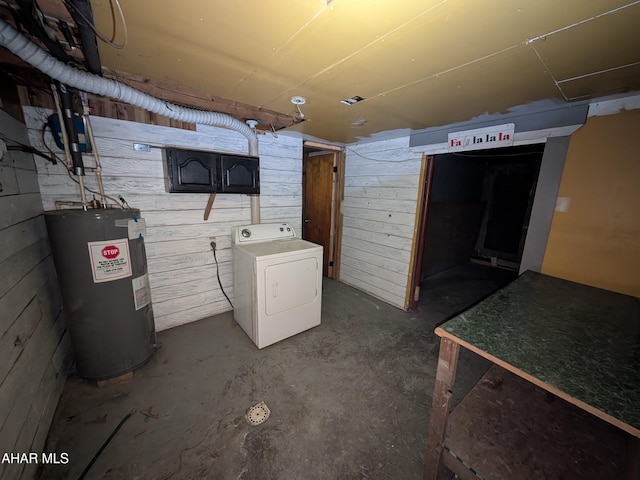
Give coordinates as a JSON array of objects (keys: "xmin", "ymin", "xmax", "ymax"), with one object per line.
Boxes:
[{"xmin": 232, "ymin": 223, "xmax": 323, "ymax": 348}]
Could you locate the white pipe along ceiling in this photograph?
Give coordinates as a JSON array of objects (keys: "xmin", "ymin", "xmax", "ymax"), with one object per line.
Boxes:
[{"xmin": 0, "ymin": 17, "xmax": 262, "ymax": 222}]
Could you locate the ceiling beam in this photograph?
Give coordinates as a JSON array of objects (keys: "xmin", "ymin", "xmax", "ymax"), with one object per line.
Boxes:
[{"xmin": 102, "ymin": 68, "xmax": 301, "ymax": 132}]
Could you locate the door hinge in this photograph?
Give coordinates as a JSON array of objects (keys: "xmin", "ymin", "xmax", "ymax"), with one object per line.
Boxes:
[
  {"xmin": 329, "ymin": 261, "xmax": 334, "ymax": 267},
  {"xmin": 333, "ymin": 166, "xmax": 338, "ymax": 172}
]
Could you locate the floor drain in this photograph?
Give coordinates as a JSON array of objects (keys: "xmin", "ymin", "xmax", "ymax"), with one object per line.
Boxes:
[{"xmin": 246, "ymin": 401, "xmax": 270, "ymax": 426}]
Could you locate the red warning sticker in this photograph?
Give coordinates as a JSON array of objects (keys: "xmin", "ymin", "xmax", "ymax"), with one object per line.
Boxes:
[
  {"xmin": 87, "ymin": 238, "xmax": 132, "ymax": 283},
  {"xmin": 101, "ymin": 245, "xmax": 120, "ymax": 259}
]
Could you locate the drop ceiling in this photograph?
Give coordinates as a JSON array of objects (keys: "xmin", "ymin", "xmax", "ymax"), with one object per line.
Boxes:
[{"xmin": 3, "ymin": 0, "xmax": 640, "ymax": 143}]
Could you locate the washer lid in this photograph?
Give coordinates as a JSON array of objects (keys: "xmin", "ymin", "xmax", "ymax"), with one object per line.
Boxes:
[{"xmin": 234, "ymin": 238, "xmax": 322, "ymax": 260}]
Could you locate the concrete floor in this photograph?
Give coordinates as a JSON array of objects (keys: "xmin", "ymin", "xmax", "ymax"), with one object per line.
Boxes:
[{"xmin": 37, "ymin": 263, "xmax": 516, "ymax": 480}]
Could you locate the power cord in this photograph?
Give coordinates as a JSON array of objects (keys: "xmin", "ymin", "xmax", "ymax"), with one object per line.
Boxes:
[{"xmin": 210, "ymin": 241, "xmax": 233, "ymax": 309}]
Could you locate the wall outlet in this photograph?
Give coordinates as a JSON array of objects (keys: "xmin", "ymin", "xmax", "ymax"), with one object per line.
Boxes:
[
  {"xmin": 209, "ymin": 236, "xmax": 216, "ymax": 249},
  {"xmin": 555, "ymin": 197, "xmax": 571, "ymax": 213}
]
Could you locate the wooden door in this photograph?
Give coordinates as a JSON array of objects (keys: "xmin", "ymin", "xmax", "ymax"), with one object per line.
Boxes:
[{"xmin": 303, "ymin": 153, "xmax": 334, "ymax": 276}]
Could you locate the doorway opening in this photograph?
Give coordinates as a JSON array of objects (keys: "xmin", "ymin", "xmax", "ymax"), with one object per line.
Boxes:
[
  {"xmin": 409, "ymin": 143, "xmax": 545, "ymax": 311},
  {"xmin": 302, "ymin": 141, "xmax": 345, "ymax": 279}
]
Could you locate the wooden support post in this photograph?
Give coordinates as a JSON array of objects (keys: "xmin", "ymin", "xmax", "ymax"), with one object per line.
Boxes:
[
  {"xmin": 203, "ymin": 194, "xmax": 216, "ymax": 221},
  {"xmin": 628, "ymin": 435, "xmax": 640, "ymax": 480},
  {"xmin": 424, "ymin": 337, "xmax": 460, "ymax": 480}
]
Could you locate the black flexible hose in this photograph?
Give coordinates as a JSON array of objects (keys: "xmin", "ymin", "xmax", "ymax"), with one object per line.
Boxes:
[{"xmin": 77, "ymin": 409, "xmax": 137, "ymax": 480}]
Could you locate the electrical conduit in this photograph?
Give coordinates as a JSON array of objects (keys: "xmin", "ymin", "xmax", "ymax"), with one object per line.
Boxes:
[{"xmin": 0, "ymin": 18, "xmax": 261, "ymax": 222}]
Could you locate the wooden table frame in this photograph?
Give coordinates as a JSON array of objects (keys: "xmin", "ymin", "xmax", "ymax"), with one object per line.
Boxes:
[{"xmin": 422, "ymin": 272, "xmax": 640, "ymax": 480}]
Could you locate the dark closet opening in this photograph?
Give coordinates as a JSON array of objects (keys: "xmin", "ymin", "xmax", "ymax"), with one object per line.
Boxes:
[{"xmin": 418, "ymin": 144, "xmax": 544, "ymax": 311}]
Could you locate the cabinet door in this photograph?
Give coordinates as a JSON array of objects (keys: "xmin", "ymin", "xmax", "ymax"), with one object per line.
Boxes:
[
  {"xmin": 220, "ymin": 155, "xmax": 260, "ymax": 194},
  {"xmin": 167, "ymin": 149, "xmax": 217, "ymax": 193}
]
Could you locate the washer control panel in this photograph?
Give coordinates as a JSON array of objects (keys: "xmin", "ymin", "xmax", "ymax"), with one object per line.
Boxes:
[{"xmin": 232, "ymin": 223, "xmax": 296, "ymax": 244}]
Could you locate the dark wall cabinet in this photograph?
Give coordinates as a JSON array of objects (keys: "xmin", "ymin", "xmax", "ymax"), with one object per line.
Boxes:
[{"xmin": 164, "ymin": 148, "xmax": 260, "ymax": 194}]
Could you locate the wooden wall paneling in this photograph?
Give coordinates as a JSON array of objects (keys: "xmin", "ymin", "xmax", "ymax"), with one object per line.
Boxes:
[
  {"xmin": 15, "ymin": 359, "xmax": 62, "ymax": 480},
  {"xmin": 345, "ymin": 173, "xmax": 422, "ymax": 188},
  {"xmin": 343, "ymin": 196, "xmax": 418, "ymax": 214},
  {"xmin": 258, "ymin": 195, "xmax": 301, "ymax": 207},
  {"xmin": 145, "ymin": 237, "xmax": 231, "ymax": 258},
  {"xmin": 145, "ymin": 221, "xmax": 248, "ymax": 242},
  {"xmin": 257, "ymin": 155, "xmax": 302, "ymax": 172},
  {"xmin": 0, "ymin": 296, "xmax": 41, "ymax": 385},
  {"xmin": 340, "ymin": 244, "xmax": 409, "ymax": 277},
  {"xmin": 345, "ymin": 161, "xmax": 421, "ymax": 177},
  {"xmin": 260, "ymin": 169, "xmax": 302, "ymax": 184},
  {"xmin": 339, "ymin": 270, "xmax": 405, "ymax": 307},
  {"xmin": 341, "ymin": 225, "xmax": 413, "ymax": 252},
  {"xmin": 339, "ymin": 138, "xmax": 421, "ymax": 310},
  {"xmin": 344, "ymin": 185, "xmax": 419, "ymax": 201},
  {"xmin": 151, "ymin": 285, "xmax": 234, "ymax": 319},
  {"xmin": 0, "ymin": 106, "xmax": 69, "ymax": 476},
  {"xmin": 0, "ymin": 193, "xmax": 44, "ymax": 229},
  {"xmin": 343, "ymin": 217, "xmax": 415, "ymax": 238},
  {"xmin": 150, "ymin": 270, "xmax": 233, "ymax": 307},
  {"xmin": 0, "ymin": 164, "xmax": 20, "ymax": 196},
  {"xmin": 339, "ymin": 263, "xmax": 406, "ymax": 298},
  {"xmin": 0, "ymin": 237, "xmax": 51, "ymax": 298},
  {"xmin": 0, "ymin": 257, "xmax": 56, "ymax": 336},
  {"xmin": 340, "ymin": 256, "xmax": 408, "ymax": 286},
  {"xmin": 0, "ymin": 293, "xmax": 65, "ymax": 463},
  {"xmin": 157, "ymin": 297, "xmax": 237, "ymax": 332},
  {"xmin": 147, "ymin": 249, "xmax": 232, "ymax": 276},
  {"xmin": 142, "ymin": 208, "xmax": 249, "ymax": 226},
  {"xmin": 25, "ymin": 106, "xmax": 304, "ymax": 331},
  {"xmin": 340, "ymin": 235, "xmax": 412, "ymax": 265},
  {"xmin": 342, "ymin": 205, "xmax": 416, "ymax": 226}
]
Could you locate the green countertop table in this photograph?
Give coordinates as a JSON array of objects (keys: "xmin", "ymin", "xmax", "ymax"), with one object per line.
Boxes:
[{"xmin": 423, "ymin": 270, "xmax": 640, "ymax": 480}]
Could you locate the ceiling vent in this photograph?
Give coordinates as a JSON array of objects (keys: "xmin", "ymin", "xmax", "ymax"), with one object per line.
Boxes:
[{"xmin": 340, "ymin": 95, "xmax": 365, "ymax": 106}]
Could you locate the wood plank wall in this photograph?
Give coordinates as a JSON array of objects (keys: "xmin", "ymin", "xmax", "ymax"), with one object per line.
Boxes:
[
  {"xmin": 0, "ymin": 109, "xmax": 72, "ymax": 480},
  {"xmin": 341, "ymin": 137, "xmax": 423, "ymax": 309},
  {"xmin": 22, "ymin": 107, "xmax": 302, "ymax": 331}
]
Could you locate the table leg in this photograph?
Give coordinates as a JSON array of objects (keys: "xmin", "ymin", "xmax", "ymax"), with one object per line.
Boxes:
[
  {"xmin": 424, "ymin": 337, "xmax": 460, "ymax": 480},
  {"xmin": 628, "ymin": 435, "xmax": 640, "ymax": 480}
]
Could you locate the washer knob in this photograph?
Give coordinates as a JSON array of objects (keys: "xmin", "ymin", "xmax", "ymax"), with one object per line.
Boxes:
[{"xmin": 241, "ymin": 228, "xmax": 251, "ymax": 238}]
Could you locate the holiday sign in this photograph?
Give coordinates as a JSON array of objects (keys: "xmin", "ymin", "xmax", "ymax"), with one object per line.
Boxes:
[{"xmin": 448, "ymin": 123, "xmax": 515, "ymax": 152}]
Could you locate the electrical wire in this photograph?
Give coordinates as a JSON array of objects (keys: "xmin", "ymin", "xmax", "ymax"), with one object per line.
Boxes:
[
  {"xmin": 345, "ymin": 143, "xmax": 543, "ymax": 162},
  {"xmin": 6, "ymin": 144, "xmax": 58, "ymax": 164},
  {"xmin": 211, "ymin": 242, "xmax": 233, "ymax": 310},
  {"xmin": 344, "ymin": 145, "xmax": 420, "ymax": 163},
  {"xmin": 1, "ymin": 130, "xmax": 58, "ymax": 164},
  {"xmin": 64, "ymin": 0, "xmax": 128, "ymax": 50}
]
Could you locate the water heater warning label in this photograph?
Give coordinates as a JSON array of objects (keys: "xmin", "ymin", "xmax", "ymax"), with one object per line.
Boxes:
[
  {"xmin": 132, "ymin": 273, "xmax": 151, "ymax": 310},
  {"xmin": 87, "ymin": 238, "xmax": 132, "ymax": 283}
]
